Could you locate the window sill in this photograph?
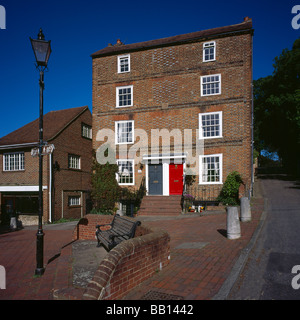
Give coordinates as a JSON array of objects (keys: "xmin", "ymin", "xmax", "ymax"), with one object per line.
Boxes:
[
  {"xmin": 200, "ymin": 136, "xmax": 223, "ymax": 140},
  {"xmin": 115, "ymin": 142, "xmax": 134, "ymax": 145},
  {"xmin": 82, "ymin": 136, "xmax": 92, "ymax": 140},
  {"xmin": 201, "ymin": 93, "xmax": 221, "ymax": 97},
  {"xmin": 203, "ymin": 59, "xmax": 216, "ymax": 63},
  {"xmin": 199, "ymin": 182, "xmax": 223, "ymax": 185}
]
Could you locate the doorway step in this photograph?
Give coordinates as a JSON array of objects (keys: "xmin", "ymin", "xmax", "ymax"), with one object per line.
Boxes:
[{"xmin": 138, "ymin": 195, "xmax": 182, "ymax": 216}]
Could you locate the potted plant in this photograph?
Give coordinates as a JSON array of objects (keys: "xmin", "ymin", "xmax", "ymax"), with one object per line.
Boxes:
[{"xmin": 183, "ymin": 194, "xmax": 195, "ymax": 213}]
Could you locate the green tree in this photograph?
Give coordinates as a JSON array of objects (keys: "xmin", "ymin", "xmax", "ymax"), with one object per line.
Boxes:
[
  {"xmin": 91, "ymin": 154, "xmax": 121, "ymax": 213},
  {"xmin": 254, "ymin": 38, "xmax": 300, "ymax": 172}
]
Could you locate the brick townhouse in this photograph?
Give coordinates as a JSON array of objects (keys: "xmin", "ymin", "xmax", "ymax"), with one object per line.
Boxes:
[
  {"xmin": 0, "ymin": 106, "xmax": 92, "ymax": 225},
  {"xmin": 91, "ymin": 18, "xmax": 254, "ymax": 215}
]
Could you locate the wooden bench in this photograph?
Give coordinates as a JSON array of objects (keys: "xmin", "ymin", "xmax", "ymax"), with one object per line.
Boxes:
[{"xmin": 95, "ymin": 214, "xmax": 141, "ymax": 252}]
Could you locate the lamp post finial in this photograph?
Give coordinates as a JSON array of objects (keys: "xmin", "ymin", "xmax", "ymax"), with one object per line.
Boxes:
[{"xmin": 38, "ymin": 28, "xmax": 45, "ymax": 40}]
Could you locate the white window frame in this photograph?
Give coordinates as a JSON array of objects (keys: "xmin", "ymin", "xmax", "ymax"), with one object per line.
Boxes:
[
  {"xmin": 199, "ymin": 111, "xmax": 223, "ymax": 139},
  {"xmin": 203, "ymin": 41, "xmax": 216, "ymax": 62},
  {"xmin": 68, "ymin": 154, "xmax": 81, "ymax": 170},
  {"xmin": 116, "ymin": 85, "xmax": 133, "ymax": 108},
  {"xmin": 115, "ymin": 120, "xmax": 134, "ymax": 145},
  {"xmin": 199, "ymin": 154, "xmax": 223, "ymax": 185},
  {"xmin": 3, "ymin": 152, "xmax": 25, "ymax": 171},
  {"xmin": 82, "ymin": 124, "xmax": 92, "ymax": 139},
  {"xmin": 117, "ymin": 159, "xmax": 135, "ymax": 185},
  {"xmin": 68, "ymin": 196, "xmax": 81, "ymax": 206},
  {"xmin": 201, "ymin": 74, "xmax": 221, "ymax": 96},
  {"xmin": 118, "ymin": 54, "xmax": 131, "ymax": 73}
]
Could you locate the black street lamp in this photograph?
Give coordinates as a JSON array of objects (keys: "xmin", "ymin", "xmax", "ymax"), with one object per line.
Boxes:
[{"xmin": 30, "ymin": 29, "xmax": 51, "ymax": 276}]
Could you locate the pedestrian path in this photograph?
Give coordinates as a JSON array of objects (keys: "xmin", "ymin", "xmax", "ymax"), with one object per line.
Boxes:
[
  {"xmin": 124, "ymin": 198, "xmax": 264, "ymax": 300},
  {"xmin": 0, "ymin": 227, "xmax": 74, "ymax": 300},
  {"xmin": 0, "ymin": 197, "xmax": 265, "ymax": 300}
]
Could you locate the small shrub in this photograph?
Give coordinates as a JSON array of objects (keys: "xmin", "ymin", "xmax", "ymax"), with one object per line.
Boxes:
[
  {"xmin": 217, "ymin": 171, "xmax": 243, "ymax": 206},
  {"xmin": 183, "ymin": 193, "xmax": 195, "ymax": 212}
]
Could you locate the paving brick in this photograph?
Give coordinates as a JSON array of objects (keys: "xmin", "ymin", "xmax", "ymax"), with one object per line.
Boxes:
[{"xmin": 0, "ymin": 196, "xmax": 264, "ymax": 300}]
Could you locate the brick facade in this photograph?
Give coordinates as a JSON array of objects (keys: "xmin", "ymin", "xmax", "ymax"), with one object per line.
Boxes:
[
  {"xmin": 50, "ymin": 108, "xmax": 92, "ymax": 221},
  {"xmin": 0, "ymin": 106, "xmax": 92, "ymax": 224},
  {"xmin": 92, "ymin": 18, "xmax": 254, "ymax": 201}
]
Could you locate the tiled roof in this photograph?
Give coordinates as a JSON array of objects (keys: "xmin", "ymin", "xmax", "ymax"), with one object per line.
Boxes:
[
  {"xmin": 0, "ymin": 106, "xmax": 89, "ymax": 147},
  {"xmin": 91, "ymin": 19, "xmax": 253, "ymax": 58}
]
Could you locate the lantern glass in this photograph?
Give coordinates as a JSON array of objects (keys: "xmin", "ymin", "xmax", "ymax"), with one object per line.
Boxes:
[{"xmin": 30, "ymin": 36, "xmax": 51, "ymax": 67}]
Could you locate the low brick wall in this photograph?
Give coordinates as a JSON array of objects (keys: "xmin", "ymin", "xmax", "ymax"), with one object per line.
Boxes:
[
  {"xmin": 54, "ymin": 214, "xmax": 170, "ymax": 300},
  {"xmin": 72, "ymin": 214, "xmax": 114, "ymax": 241},
  {"xmin": 18, "ymin": 215, "xmax": 39, "ymax": 226}
]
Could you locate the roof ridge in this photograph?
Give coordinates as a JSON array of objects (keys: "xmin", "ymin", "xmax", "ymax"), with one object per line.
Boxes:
[
  {"xmin": 91, "ymin": 19, "xmax": 253, "ymax": 58},
  {"xmin": 47, "ymin": 105, "xmax": 88, "ymax": 113},
  {"xmin": 0, "ymin": 106, "xmax": 90, "ymax": 146},
  {"xmin": 47, "ymin": 106, "xmax": 89, "ymax": 141},
  {"xmin": 140, "ymin": 20, "xmax": 251, "ymax": 43}
]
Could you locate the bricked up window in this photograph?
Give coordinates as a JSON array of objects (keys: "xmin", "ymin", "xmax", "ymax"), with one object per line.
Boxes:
[
  {"xmin": 68, "ymin": 154, "xmax": 81, "ymax": 170},
  {"xmin": 116, "ymin": 85, "xmax": 133, "ymax": 107},
  {"xmin": 201, "ymin": 74, "xmax": 221, "ymax": 96},
  {"xmin": 203, "ymin": 42, "xmax": 216, "ymax": 62},
  {"xmin": 115, "ymin": 120, "xmax": 134, "ymax": 144},
  {"xmin": 3, "ymin": 152, "xmax": 25, "ymax": 171},
  {"xmin": 118, "ymin": 54, "xmax": 130, "ymax": 73},
  {"xmin": 68, "ymin": 196, "xmax": 81, "ymax": 206},
  {"xmin": 117, "ymin": 160, "xmax": 134, "ymax": 185},
  {"xmin": 199, "ymin": 154, "xmax": 222, "ymax": 184},
  {"xmin": 199, "ymin": 112, "xmax": 222, "ymax": 139}
]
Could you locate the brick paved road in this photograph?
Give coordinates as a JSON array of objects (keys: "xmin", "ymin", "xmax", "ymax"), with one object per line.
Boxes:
[
  {"xmin": 0, "ymin": 228, "xmax": 73, "ymax": 300},
  {"xmin": 123, "ymin": 198, "xmax": 264, "ymax": 300},
  {"xmin": 0, "ymin": 193, "xmax": 264, "ymax": 300}
]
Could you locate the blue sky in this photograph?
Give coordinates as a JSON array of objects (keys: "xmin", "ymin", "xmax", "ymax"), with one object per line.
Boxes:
[{"xmin": 0, "ymin": 0, "xmax": 299, "ymax": 139}]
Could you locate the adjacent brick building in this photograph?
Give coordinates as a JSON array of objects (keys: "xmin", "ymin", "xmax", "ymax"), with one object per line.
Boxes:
[
  {"xmin": 0, "ymin": 106, "xmax": 92, "ymax": 224},
  {"xmin": 92, "ymin": 18, "xmax": 254, "ymax": 214}
]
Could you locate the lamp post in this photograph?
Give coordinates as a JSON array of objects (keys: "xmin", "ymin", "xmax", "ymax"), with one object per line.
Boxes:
[{"xmin": 30, "ymin": 29, "xmax": 51, "ymax": 276}]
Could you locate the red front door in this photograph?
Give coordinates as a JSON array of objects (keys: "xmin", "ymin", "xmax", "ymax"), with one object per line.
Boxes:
[{"xmin": 169, "ymin": 164, "xmax": 183, "ymax": 195}]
